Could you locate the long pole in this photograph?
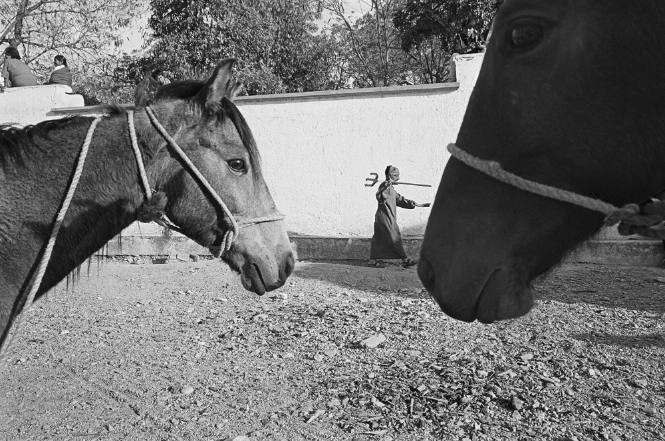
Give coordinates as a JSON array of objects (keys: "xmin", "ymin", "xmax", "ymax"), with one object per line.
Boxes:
[{"xmin": 394, "ymin": 182, "xmax": 432, "ymax": 188}]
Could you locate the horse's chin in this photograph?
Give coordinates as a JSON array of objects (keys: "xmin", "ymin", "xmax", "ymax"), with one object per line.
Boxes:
[
  {"xmin": 420, "ymin": 258, "xmax": 534, "ymax": 323},
  {"xmin": 473, "ymin": 268, "xmax": 534, "ymax": 323},
  {"xmin": 217, "ymin": 248, "xmax": 267, "ymax": 296}
]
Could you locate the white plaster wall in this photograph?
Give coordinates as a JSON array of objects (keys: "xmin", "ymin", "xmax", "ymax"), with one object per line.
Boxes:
[
  {"xmin": 0, "ymin": 85, "xmax": 84, "ymax": 126},
  {"xmin": 234, "ymin": 53, "xmax": 484, "ymax": 237}
]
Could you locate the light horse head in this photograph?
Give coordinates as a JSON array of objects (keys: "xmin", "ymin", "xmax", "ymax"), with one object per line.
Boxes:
[{"xmin": 139, "ymin": 59, "xmax": 295, "ymax": 294}]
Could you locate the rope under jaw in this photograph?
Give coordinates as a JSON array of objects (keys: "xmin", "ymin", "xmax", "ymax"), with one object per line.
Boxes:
[{"xmin": 447, "ymin": 143, "xmax": 665, "ymax": 239}]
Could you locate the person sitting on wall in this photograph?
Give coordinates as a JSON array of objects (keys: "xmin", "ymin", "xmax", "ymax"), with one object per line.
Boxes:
[
  {"xmin": 1, "ymin": 46, "xmax": 38, "ymax": 87},
  {"xmin": 368, "ymin": 165, "xmax": 430, "ymax": 268},
  {"xmin": 47, "ymin": 55, "xmax": 72, "ymax": 86}
]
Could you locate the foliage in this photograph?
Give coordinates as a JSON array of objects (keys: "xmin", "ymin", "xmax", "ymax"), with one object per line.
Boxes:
[
  {"xmin": 126, "ymin": 0, "xmax": 340, "ymax": 95},
  {"xmin": 0, "ymin": 0, "xmax": 499, "ymax": 102},
  {"xmin": 393, "ymin": 0, "xmax": 497, "ymax": 83},
  {"xmin": 324, "ymin": 0, "xmax": 412, "ymax": 88},
  {"xmin": 0, "ymin": 0, "xmax": 140, "ymax": 80}
]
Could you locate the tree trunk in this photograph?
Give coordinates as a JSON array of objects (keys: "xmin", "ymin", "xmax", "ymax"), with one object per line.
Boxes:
[{"xmin": 12, "ymin": 0, "xmax": 30, "ymax": 46}]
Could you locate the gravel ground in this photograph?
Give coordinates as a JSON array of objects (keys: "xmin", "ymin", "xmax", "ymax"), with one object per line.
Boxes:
[{"xmin": 0, "ymin": 260, "xmax": 664, "ymax": 441}]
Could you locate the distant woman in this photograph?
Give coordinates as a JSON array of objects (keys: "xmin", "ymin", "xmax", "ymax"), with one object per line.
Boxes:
[
  {"xmin": 369, "ymin": 165, "xmax": 430, "ymax": 268},
  {"xmin": 47, "ymin": 54, "xmax": 72, "ymax": 86},
  {"xmin": 1, "ymin": 47, "xmax": 38, "ymax": 87}
]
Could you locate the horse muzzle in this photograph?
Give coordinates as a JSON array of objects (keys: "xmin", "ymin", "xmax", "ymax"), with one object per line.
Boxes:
[
  {"xmin": 237, "ymin": 251, "xmax": 295, "ymax": 295},
  {"xmin": 418, "ymin": 257, "xmax": 533, "ymax": 323}
]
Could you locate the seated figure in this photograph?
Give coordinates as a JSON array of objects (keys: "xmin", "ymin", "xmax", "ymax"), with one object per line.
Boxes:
[
  {"xmin": 2, "ymin": 47, "xmax": 38, "ymax": 87},
  {"xmin": 47, "ymin": 55, "xmax": 72, "ymax": 87}
]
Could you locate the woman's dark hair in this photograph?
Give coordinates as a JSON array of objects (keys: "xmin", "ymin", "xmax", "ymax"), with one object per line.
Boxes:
[
  {"xmin": 54, "ymin": 54, "xmax": 67, "ymax": 67},
  {"xmin": 385, "ymin": 165, "xmax": 393, "ymax": 178},
  {"xmin": 4, "ymin": 47, "xmax": 20, "ymax": 60}
]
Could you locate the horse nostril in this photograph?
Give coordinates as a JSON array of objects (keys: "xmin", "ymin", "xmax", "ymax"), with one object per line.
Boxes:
[
  {"xmin": 418, "ymin": 257, "xmax": 436, "ymax": 292},
  {"xmin": 281, "ymin": 251, "xmax": 296, "ymax": 280}
]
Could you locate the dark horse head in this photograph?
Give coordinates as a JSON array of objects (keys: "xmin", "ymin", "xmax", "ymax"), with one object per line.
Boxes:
[
  {"xmin": 419, "ymin": 0, "xmax": 665, "ymax": 322},
  {"xmin": 138, "ymin": 60, "xmax": 294, "ymax": 295}
]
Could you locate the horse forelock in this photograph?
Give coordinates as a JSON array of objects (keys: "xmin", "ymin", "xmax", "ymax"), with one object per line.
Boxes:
[{"xmin": 220, "ymin": 98, "xmax": 262, "ymax": 178}]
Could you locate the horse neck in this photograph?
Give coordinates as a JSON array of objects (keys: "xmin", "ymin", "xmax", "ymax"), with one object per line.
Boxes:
[
  {"xmin": 0, "ymin": 110, "xmax": 178, "ymax": 344},
  {"xmin": 26, "ymin": 114, "xmax": 149, "ymax": 295}
]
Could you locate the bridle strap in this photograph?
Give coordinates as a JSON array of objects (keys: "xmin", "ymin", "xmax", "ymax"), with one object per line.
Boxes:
[
  {"xmin": 447, "ymin": 143, "xmax": 650, "ymax": 230},
  {"xmin": 448, "ymin": 144, "xmax": 621, "ymax": 215},
  {"xmin": 143, "ymin": 106, "xmax": 237, "ymax": 252},
  {"xmin": 127, "ymin": 110, "xmax": 153, "ymax": 200}
]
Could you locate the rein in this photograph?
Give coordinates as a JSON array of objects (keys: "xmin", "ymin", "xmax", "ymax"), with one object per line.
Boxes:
[
  {"xmin": 0, "ymin": 108, "xmax": 284, "ymax": 364},
  {"xmin": 447, "ymin": 143, "xmax": 665, "ymax": 238}
]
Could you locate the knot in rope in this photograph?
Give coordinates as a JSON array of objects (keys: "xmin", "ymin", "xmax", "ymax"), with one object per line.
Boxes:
[
  {"xmin": 137, "ymin": 191, "xmax": 168, "ymax": 223},
  {"xmin": 613, "ymin": 200, "xmax": 665, "ymax": 239},
  {"xmin": 602, "ymin": 204, "xmax": 642, "ymax": 227}
]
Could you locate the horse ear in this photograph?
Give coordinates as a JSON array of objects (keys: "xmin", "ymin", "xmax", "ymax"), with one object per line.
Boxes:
[{"xmin": 200, "ymin": 58, "xmax": 238, "ymax": 111}]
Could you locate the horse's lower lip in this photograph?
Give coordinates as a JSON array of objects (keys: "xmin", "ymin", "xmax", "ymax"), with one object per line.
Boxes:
[{"xmin": 242, "ymin": 264, "xmax": 267, "ymax": 295}]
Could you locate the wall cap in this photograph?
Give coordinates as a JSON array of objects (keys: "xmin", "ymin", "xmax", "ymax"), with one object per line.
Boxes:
[{"xmin": 49, "ymin": 82, "xmax": 460, "ymax": 116}]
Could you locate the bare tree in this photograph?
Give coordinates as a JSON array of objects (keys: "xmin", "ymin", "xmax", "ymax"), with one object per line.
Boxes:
[
  {"xmin": 324, "ymin": 0, "xmax": 408, "ymax": 87},
  {"xmin": 0, "ymin": 0, "xmax": 139, "ymax": 74}
]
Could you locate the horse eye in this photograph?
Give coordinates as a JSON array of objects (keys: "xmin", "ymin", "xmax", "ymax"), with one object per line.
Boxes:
[
  {"xmin": 227, "ymin": 159, "xmax": 246, "ymax": 173},
  {"xmin": 509, "ymin": 22, "xmax": 544, "ymax": 50}
]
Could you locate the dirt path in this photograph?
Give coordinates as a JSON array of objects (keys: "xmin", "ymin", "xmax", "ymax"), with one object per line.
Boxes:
[{"xmin": 1, "ymin": 261, "xmax": 664, "ymax": 440}]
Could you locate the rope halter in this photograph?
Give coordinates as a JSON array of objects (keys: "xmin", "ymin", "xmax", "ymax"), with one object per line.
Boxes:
[
  {"xmin": 447, "ymin": 143, "xmax": 665, "ymax": 239},
  {"xmin": 131, "ymin": 107, "xmax": 285, "ymax": 253}
]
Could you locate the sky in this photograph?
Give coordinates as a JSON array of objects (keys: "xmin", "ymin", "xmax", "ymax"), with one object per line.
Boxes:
[{"xmin": 119, "ymin": 0, "xmax": 370, "ymax": 54}]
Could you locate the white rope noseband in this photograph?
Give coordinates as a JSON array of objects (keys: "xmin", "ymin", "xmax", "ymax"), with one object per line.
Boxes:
[
  {"xmin": 448, "ymin": 143, "xmax": 622, "ymax": 215},
  {"xmin": 447, "ymin": 143, "xmax": 644, "ymax": 226}
]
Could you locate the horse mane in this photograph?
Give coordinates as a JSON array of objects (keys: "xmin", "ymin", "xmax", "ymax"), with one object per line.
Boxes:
[
  {"xmin": 154, "ymin": 80, "xmax": 262, "ymax": 173},
  {"xmin": 0, "ymin": 116, "xmax": 84, "ymax": 171}
]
